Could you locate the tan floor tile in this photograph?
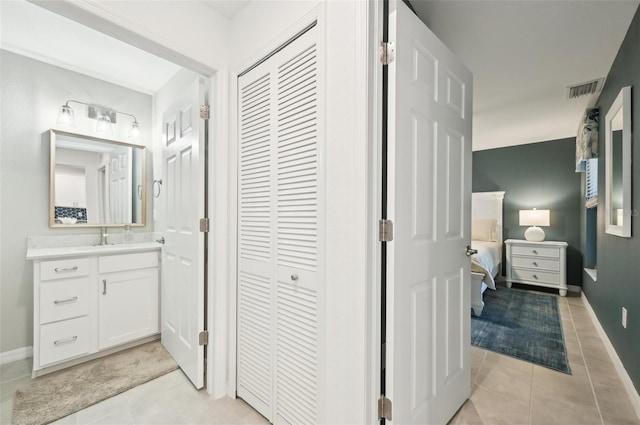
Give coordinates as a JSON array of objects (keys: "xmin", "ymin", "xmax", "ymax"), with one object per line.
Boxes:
[
  {"xmin": 530, "ymin": 392, "xmax": 601, "ymax": 425},
  {"xmin": 1, "ymin": 397, "xmax": 13, "ymax": 424},
  {"xmin": 601, "ymin": 410, "xmax": 640, "ymax": 425},
  {"xmin": 456, "ymin": 385, "xmax": 530, "ymax": 425},
  {"xmin": 470, "ymin": 347, "xmax": 486, "ymax": 382},
  {"xmin": 532, "ymin": 364, "xmax": 596, "ymax": 407},
  {"xmin": 86, "ymin": 409, "xmax": 133, "ymax": 425},
  {"xmin": 0, "ymin": 359, "xmax": 32, "ymax": 383},
  {"xmin": 579, "ymin": 335, "xmax": 610, "ymax": 362},
  {"xmin": 75, "ymin": 389, "xmax": 131, "ymax": 424},
  {"xmin": 474, "ymin": 352, "xmax": 532, "ymax": 404}
]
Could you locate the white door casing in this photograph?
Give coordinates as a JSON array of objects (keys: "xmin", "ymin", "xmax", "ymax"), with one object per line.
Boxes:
[
  {"xmin": 386, "ymin": 1, "xmax": 473, "ymax": 423},
  {"xmin": 161, "ymin": 78, "xmax": 206, "ymax": 389},
  {"xmin": 237, "ymin": 25, "xmax": 322, "ymax": 424}
]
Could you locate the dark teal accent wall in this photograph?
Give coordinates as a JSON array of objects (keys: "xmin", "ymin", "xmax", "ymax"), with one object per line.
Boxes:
[
  {"xmin": 583, "ymin": 4, "xmax": 640, "ymax": 394},
  {"xmin": 472, "ymin": 138, "xmax": 583, "ymax": 286}
]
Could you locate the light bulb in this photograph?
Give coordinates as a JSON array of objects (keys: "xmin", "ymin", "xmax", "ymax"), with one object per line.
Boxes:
[
  {"xmin": 57, "ymin": 105, "xmax": 75, "ymax": 127},
  {"xmin": 95, "ymin": 115, "xmax": 113, "ymax": 135},
  {"xmin": 129, "ymin": 121, "xmax": 142, "ymax": 140}
]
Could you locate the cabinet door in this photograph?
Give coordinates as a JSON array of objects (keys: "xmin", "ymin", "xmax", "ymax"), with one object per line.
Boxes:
[{"xmin": 98, "ymin": 268, "xmax": 159, "ymax": 350}]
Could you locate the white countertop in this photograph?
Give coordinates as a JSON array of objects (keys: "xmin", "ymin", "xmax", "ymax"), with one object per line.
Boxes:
[{"xmin": 26, "ymin": 242, "xmax": 163, "ymax": 260}]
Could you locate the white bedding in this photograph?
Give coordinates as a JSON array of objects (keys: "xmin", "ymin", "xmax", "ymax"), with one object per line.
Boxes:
[{"xmin": 471, "ymin": 240, "xmax": 501, "ymax": 290}]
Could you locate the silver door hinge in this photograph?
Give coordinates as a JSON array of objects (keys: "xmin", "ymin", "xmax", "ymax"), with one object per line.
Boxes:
[
  {"xmin": 199, "ymin": 218, "xmax": 210, "ymax": 232},
  {"xmin": 379, "ymin": 219, "xmax": 394, "ymax": 242},
  {"xmin": 200, "ymin": 104, "xmax": 210, "ymax": 120},
  {"xmin": 199, "ymin": 331, "xmax": 209, "ymax": 346},
  {"xmin": 378, "ymin": 395, "xmax": 392, "ymax": 421},
  {"xmin": 379, "ymin": 41, "xmax": 395, "ymax": 65}
]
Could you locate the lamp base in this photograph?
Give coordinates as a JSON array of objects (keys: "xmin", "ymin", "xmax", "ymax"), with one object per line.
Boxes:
[{"xmin": 524, "ymin": 226, "xmax": 545, "ymax": 242}]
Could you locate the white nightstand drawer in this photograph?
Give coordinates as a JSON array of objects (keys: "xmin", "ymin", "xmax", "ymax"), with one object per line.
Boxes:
[
  {"xmin": 41, "ymin": 258, "xmax": 90, "ymax": 281},
  {"xmin": 511, "ymin": 256, "xmax": 560, "ymax": 271},
  {"xmin": 511, "ymin": 245, "xmax": 559, "ymax": 258},
  {"xmin": 39, "ymin": 316, "xmax": 90, "ymax": 366},
  {"xmin": 512, "ymin": 268, "xmax": 560, "ymax": 285},
  {"xmin": 40, "ymin": 277, "xmax": 90, "ymax": 324}
]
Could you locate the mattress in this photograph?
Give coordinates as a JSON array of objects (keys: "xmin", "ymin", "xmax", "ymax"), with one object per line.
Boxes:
[{"xmin": 471, "ymin": 240, "xmax": 501, "ymax": 289}]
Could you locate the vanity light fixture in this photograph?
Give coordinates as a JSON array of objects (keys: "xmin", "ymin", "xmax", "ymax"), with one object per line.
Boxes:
[
  {"xmin": 519, "ymin": 208, "xmax": 550, "ymax": 242},
  {"xmin": 56, "ymin": 99, "xmax": 142, "ymax": 140}
]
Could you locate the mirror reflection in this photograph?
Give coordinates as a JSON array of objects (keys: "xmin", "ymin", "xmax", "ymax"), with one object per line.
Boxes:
[
  {"xmin": 50, "ymin": 129, "xmax": 146, "ymax": 227},
  {"xmin": 610, "ymin": 109, "xmax": 623, "ymax": 226}
]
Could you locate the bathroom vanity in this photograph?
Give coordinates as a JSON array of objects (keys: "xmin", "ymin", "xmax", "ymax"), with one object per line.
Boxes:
[{"xmin": 26, "ymin": 242, "xmax": 162, "ymax": 377}]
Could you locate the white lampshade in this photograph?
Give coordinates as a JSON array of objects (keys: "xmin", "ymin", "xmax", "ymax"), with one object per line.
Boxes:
[
  {"xmin": 519, "ymin": 209, "xmax": 550, "ymax": 226},
  {"xmin": 520, "ymin": 209, "xmax": 550, "ymax": 241}
]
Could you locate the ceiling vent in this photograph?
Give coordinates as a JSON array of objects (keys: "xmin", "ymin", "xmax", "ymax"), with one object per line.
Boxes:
[{"xmin": 566, "ymin": 78, "xmax": 605, "ymax": 100}]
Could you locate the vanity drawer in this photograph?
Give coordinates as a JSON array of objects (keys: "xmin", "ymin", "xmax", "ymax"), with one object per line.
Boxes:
[
  {"xmin": 39, "ymin": 316, "xmax": 90, "ymax": 366},
  {"xmin": 40, "ymin": 277, "xmax": 90, "ymax": 324},
  {"xmin": 511, "ymin": 246, "xmax": 559, "ymax": 258},
  {"xmin": 99, "ymin": 252, "xmax": 158, "ymax": 274},
  {"xmin": 40, "ymin": 258, "xmax": 90, "ymax": 281},
  {"xmin": 511, "ymin": 256, "xmax": 559, "ymax": 271},
  {"xmin": 511, "ymin": 268, "xmax": 560, "ymax": 285}
]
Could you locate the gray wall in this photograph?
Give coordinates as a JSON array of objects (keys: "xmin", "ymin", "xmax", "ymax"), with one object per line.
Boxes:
[
  {"xmin": 583, "ymin": 4, "xmax": 640, "ymax": 394},
  {"xmin": 473, "ymin": 138, "xmax": 583, "ymax": 286},
  {"xmin": 0, "ymin": 50, "xmax": 153, "ymax": 353}
]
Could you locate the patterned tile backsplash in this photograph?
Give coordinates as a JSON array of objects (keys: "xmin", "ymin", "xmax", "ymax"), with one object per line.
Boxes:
[{"xmin": 54, "ymin": 206, "xmax": 87, "ymax": 223}]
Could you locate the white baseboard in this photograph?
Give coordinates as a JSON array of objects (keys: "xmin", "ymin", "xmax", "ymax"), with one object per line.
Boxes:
[
  {"xmin": 0, "ymin": 346, "xmax": 33, "ymax": 365},
  {"xmin": 582, "ymin": 293, "xmax": 640, "ymax": 420}
]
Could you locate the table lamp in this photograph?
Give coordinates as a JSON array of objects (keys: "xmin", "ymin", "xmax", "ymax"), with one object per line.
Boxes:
[{"xmin": 519, "ymin": 209, "xmax": 550, "ymax": 242}]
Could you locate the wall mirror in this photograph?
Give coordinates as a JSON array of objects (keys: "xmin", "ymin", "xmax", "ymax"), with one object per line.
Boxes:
[
  {"xmin": 605, "ymin": 86, "xmax": 632, "ymax": 237},
  {"xmin": 50, "ymin": 129, "xmax": 146, "ymax": 227}
]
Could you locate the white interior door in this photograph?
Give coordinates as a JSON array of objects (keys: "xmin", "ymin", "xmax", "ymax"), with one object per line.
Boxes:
[
  {"xmin": 386, "ymin": 1, "xmax": 472, "ymax": 423},
  {"xmin": 161, "ymin": 78, "xmax": 206, "ymax": 389},
  {"xmin": 237, "ymin": 25, "xmax": 322, "ymax": 424}
]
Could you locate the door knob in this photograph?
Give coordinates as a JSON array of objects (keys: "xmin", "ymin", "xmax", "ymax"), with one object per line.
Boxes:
[{"xmin": 466, "ymin": 246, "xmax": 478, "ymax": 257}]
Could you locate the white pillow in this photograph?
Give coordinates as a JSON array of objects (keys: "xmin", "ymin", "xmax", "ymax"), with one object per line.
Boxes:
[{"xmin": 472, "ymin": 219, "xmax": 497, "ymax": 241}]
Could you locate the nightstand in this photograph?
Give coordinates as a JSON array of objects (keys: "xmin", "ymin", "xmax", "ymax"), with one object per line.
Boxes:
[{"xmin": 505, "ymin": 239, "xmax": 568, "ymax": 296}]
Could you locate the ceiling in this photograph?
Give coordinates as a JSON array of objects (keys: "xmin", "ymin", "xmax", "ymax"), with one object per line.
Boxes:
[
  {"xmin": 411, "ymin": 0, "xmax": 639, "ymax": 151},
  {"xmin": 1, "ymin": 0, "xmax": 638, "ymax": 150}
]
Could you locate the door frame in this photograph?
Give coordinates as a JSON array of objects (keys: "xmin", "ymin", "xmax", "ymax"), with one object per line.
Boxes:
[{"xmin": 34, "ymin": 0, "xmax": 222, "ymax": 395}]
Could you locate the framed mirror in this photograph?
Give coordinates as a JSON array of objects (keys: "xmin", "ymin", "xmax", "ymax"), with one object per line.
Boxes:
[
  {"xmin": 49, "ymin": 129, "xmax": 146, "ymax": 227},
  {"xmin": 605, "ymin": 86, "xmax": 632, "ymax": 237}
]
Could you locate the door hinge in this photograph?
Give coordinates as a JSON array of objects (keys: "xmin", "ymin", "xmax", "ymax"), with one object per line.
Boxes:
[
  {"xmin": 199, "ymin": 218, "xmax": 210, "ymax": 232},
  {"xmin": 200, "ymin": 104, "xmax": 210, "ymax": 120},
  {"xmin": 379, "ymin": 219, "xmax": 394, "ymax": 242},
  {"xmin": 199, "ymin": 330, "xmax": 209, "ymax": 346},
  {"xmin": 379, "ymin": 41, "xmax": 395, "ymax": 65},
  {"xmin": 378, "ymin": 395, "xmax": 392, "ymax": 421}
]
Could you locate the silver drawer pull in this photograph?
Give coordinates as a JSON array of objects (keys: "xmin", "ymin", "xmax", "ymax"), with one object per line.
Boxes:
[
  {"xmin": 532, "ymin": 250, "xmax": 538, "ymax": 255},
  {"xmin": 291, "ymin": 274, "xmax": 299, "ymax": 282},
  {"xmin": 532, "ymin": 274, "xmax": 539, "ymax": 279},
  {"xmin": 54, "ymin": 296, "xmax": 78, "ymax": 305},
  {"xmin": 54, "ymin": 266, "xmax": 78, "ymax": 273},
  {"xmin": 102, "ymin": 279, "xmax": 107, "ymax": 295},
  {"xmin": 532, "ymin": 262, "xmax": 538, "ymax": 267},
  {"xmin": 54, "ymin": 336, "xmax": 78, "ymax": 346}
]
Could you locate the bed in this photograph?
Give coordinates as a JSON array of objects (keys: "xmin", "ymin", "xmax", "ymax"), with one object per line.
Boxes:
[{"xmin": 470, "ymin": 191, "xmax": 505, "ymax": 316}]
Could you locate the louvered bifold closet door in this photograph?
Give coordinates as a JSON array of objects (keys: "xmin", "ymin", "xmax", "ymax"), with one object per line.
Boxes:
[
  {"xmin": 275, "ymin": 28, "xmax": 320, "ymax": 425},
  {"xmin": 237, "ymin": 63, "xmax": 277, "ymax": 421},
  {"xmin": 237, "ymin": 25, "xmax": 321, "ymax": 425}
]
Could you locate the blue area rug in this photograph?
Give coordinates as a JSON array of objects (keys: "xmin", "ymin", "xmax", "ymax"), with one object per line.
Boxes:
[{"xmin": 471, "ymin": 286, "xmax": 571, "ymax": 374}]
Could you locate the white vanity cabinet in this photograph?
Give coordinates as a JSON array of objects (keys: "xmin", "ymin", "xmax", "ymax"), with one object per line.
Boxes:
[
  {"xmin": 98, "ymin": 252, "xmax": 159, "ymax": 350},
  {"xmin": 28, "ymin": 243, "xmax": 161, "ymax": 376}
]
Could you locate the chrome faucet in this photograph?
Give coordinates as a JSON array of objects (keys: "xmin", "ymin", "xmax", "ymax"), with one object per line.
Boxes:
[{"xmin": 100, "ymin": 227, "xmax": 109, "ymax": 246}]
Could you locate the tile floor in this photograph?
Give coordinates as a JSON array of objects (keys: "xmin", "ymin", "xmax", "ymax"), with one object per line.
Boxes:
[
  {"xmin": 451, "ymin": 289, "xmax": 640, "ymax": 425},
  {"xmin": 1, "ymin": 290, "xmax": 638, "ymax": 425}
]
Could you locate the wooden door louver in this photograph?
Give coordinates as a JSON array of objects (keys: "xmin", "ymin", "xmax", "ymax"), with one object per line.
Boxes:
[{"xmin": 238, "ymin": 25, "xmax": 321, "ymax": 425}]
